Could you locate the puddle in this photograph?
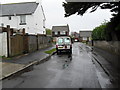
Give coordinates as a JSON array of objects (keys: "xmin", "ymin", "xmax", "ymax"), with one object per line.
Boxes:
[{"xmin": 62, "ymin": 54, "xmax": 72, "ymax": 69}]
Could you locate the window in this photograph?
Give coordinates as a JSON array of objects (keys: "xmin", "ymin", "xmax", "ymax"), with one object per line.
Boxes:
[
  {"xmin": 83, "ymin": 37, "xmax": 87, "ymax": 40},
  {"xmin": 8, "ymin": 16, "xmax": 11, "ymax": 20},
  {"xmin": 60, "ymin": 31, "xmax": 66, "ymax": 35},
  {"xmin": 20, "ymin": 15, "xmax": 26, "ymax": 25},
  {"xmin": 64, "ymin": 38, "xmax": 70, "ymax": 43},
  {"xmin": 55, "ymin": 31, "xmax": 58, "ymax": 35},
  {"xmin": 1, "ymin": 23, "xmax": 4, "ymax": 27}
]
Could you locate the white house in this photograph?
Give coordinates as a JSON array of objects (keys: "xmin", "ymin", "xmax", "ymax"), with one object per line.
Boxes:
[{"xmin": 0, "ymin": 1, "xmax": 46, "ymax": 34}]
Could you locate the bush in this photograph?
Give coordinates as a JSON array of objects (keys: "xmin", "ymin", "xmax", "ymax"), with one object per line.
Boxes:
[{"xmin": 92, "ymin": 24, "xmax": 106, "ymax": 41}]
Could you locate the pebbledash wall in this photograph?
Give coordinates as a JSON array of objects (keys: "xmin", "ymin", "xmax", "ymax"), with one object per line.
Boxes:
[
  {"xmin": 93, "ymin": 41, "xmax": 120, "ymax": 69},
  {"xmin": 93, "ymin": 41, "xmax": 120, "ymax": 56},
  {"xmin": 0, "ymin": 32, "xmax": 8, "ymax": 57}
]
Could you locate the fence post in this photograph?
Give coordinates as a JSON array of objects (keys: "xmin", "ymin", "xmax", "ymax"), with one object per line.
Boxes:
[
  {"xmin": 36, "ymin": 34, "xmax": 39, "ymax": 50},
  {"xmin": 22, "ymin": 28, "xmax": 25, "ymax": 36},
  {"xmin": 7, "ymin": 25, "xmax": 11, "ymax": 57},
  {"xmin": 22, "ymin": 28, "xmax": 25, "ymax": 53},
  {"xmin": 10, "ymin": 29, "xmax": 13, "ymax": 36}
]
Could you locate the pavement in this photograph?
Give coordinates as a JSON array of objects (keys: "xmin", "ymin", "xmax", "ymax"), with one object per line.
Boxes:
[
  {"xmin": 0, "ymin": 45, "xmax": 56, "ymax": 80},
  {"xmin": 85, "ymin": 44, "xmax": 120, "ymax": 88}
]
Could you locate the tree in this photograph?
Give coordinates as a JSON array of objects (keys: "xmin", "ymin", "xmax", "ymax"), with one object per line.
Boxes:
[
  {"xmin": 63, "ymin": 2, "xmax": 119, "ymax": 17},
  {"xmin": 46, "ymin": 28, "xmax": 52, "ymax": 35},
  {"xmin": 92, "ymin": 23, "xmax": 107, "ymax": 41},
  {"xmin": 63, "ymin": 2, "xmax": 120, "ymax": 41}
]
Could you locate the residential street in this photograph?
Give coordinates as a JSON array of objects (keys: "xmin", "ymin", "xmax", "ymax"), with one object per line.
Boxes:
[
  {"xmin": 2, "ymin": 42, "xmax": 116, "ymax": 88},
  {"xmin": 0, "ymin": 1, "xmax": 120, "ymax": 89}
]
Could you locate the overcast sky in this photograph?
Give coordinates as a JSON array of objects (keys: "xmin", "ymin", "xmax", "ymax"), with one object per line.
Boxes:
[{"xmin": 1, "ymin": 0, "xmax": 113, "ymax": 33}]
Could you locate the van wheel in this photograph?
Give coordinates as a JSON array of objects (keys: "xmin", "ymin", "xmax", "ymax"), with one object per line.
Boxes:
[
  {"xmin": 70, "ymin": 49, "xmax": 72, "ymax": 54},
  {"xmin": 57, "ymin": 50, "xmax": 59, "ymax": 55}
]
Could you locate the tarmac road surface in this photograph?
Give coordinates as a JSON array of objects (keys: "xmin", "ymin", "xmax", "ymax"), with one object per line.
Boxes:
[{"xmin": 2, "ymin": 42, "xmax": 114, "ymax": 88}]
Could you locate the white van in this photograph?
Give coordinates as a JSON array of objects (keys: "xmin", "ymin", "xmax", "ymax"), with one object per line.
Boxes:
[{"xmin": 56, "ymin": 36, "xmax": 72, "ymax": 54}]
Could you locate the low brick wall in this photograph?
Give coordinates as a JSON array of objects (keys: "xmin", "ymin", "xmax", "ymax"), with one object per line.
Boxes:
[{"xmin": 94, "ymin": 41, "xmax": 120, "ymax": 56}]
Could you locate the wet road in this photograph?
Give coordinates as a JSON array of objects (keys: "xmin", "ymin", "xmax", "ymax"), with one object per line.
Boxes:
[{"xmin": 2, "ymin": 42, "xmax": 113, "ymax": 88}]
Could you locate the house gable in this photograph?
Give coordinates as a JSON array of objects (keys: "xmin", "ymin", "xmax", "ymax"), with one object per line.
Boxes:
[
  {"xmin": 0, "ymin": 2, "xmax": 46, "ymax": 34},
  {"xmin": 52, "ymin": 25, "xmax": 69, "ymax": 37},
  {"xmin": 79, "ymin": 31, "xmax": 92, "ymax": 37}
]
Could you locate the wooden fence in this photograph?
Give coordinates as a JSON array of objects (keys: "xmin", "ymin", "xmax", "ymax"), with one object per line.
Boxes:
[
  {"xmin": 10, "ymin": 35, "xmax": 24, "ymax": 56},
  {"xmin": 0, "ymin": 25, "xmax": 52, "ymax": 57}
]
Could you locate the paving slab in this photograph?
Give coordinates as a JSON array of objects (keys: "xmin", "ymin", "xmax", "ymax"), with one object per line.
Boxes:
[{"xmin": 0, "ymin": 62, "xmax": 25, "ymax": 80}]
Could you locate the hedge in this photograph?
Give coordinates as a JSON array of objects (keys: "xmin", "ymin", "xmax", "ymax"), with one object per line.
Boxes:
[{"xmin": 92, "ymin": 24, "xmax": 106, "ymax": 41}]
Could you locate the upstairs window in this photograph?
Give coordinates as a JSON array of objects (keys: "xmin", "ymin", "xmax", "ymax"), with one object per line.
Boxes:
[
  {"xmin": 1, "ymin": 23, "xmax": 4, "ymax": 27},
  {"xmin": 8, "ymin": 16, "xmax": 11, "ymax": 20},
  {"xmin": 60, "ymin": 31, "xmax": 66, "ymax": 35},
  {"xmin": 55, "ymin": 31, "xmax": 58, "ymax": 35},
  {"xmin": 20, "ymin": 15, "xmax": 26, "ymax": 25}
]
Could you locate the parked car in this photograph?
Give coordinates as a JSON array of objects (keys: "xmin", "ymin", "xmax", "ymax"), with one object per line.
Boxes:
[
  {"xmin": 56, "ymin": 36, "xmax": 72, "ymax": 54},
  {"xmin": 74, "ymin": 38, "xmax": 79, "ymax": 42}
]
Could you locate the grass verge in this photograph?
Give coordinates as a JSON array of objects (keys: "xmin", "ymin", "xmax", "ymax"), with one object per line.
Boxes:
[
  {"xmin": 45, "ymin": 48, "xmax": 56, "ymax": 54},
  {"xmin": 0, "ymin": 56, "xmax": 11, "ymax": 60}
]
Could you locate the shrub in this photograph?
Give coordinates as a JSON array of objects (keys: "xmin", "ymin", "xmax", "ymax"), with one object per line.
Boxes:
[{"xmin": 92, "ymin": 24, "xmax": 106, "ymax": 41}]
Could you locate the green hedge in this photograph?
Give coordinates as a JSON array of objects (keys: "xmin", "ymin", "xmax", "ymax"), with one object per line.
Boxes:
[{"xmin": 92, "ymin": 24, "xmax": 106, "ymax": 41}]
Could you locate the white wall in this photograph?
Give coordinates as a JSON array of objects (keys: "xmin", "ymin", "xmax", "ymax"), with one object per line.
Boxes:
[
  {"xmin": 19, "ymin": 15, "xmax": 34, "ymax": 34},
  {"xmin": 0, "ymin": 32, "xmax": 8, "ymax": 57},
  {"xmin": 33, "ymin": 3, "xmax": 46, "ymax": 34},
  {"xmin": 0, "ymin": 15, "xmax": 32, "ymax": 34},
  {"xmin": 0, "ymin": 16, "xmax": 19, "ymax": 28}
]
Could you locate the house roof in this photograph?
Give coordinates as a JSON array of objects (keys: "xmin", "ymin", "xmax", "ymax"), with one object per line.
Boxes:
[
  {"xmin": 0, "ymin": 2, "xmax": 39, "ymax": 16},
  {"xmin": 52, "ymin": 25, "xmax": 69, "ymax": 32},
  {"xmin": 79, "ymin": 31, "xmax": 92, "ymax": 37}
]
